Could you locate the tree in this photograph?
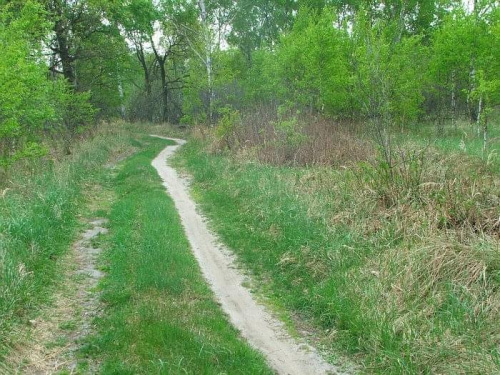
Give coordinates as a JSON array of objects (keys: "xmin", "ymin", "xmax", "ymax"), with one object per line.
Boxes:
[
  {"xmin": 0, "ymin": 1, "xmax": 57, "ymax": 166},
  {"xmin": 350, "ymin": 9, "xmax": 427, "ymax": 165},
  {"xmin": 109, "ymin": 0, "xmax": 158, "ymax": 120},
  {"xmin": 227, "ymin": 0, "xmax": 297, "ymax": 62},
  {"xmin": 44, "ymin": 0, "xmax": 112, "ymax": 90},
  {"xmin": 277, "ymin": 8, "xmax": 351, "ymax": 116},
  {"xmin": 41, "ymin": 0, "xmax": 127, "ymax": 125}
]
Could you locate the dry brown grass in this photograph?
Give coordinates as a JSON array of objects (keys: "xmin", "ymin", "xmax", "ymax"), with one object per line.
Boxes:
[
  {"xmin": 182, "ymin": 112, "xmax": 500, "ymax": 372},
  {"xmin": 343, "ymin": 233, "xmax": 500, "ymax": 373},
  {"xmin": 355, "ymin": 146, "xmax": 500, "ymax": 238},
  {"xmin": 242, "ymin": 136, "xmax": 500, "ymax": 372},
  {"xmin": 207, "ymin": 106, "xmax": 374, "ymax": 167},
  {"xmin": 294, "ymin": 147, "xmax": 500, "ymax": 372}
]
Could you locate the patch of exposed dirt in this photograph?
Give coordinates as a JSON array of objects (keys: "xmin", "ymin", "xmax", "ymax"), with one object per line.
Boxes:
[{"xmin": 5, "ymin": 219, "xmax": 108, "ymax": 374}]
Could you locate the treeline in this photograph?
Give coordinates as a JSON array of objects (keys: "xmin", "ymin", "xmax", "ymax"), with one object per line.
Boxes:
[
  {"xmin": 1, "ymin": 0, "xmax": 499, "ymax": 166},
  {"xmin": 193, "ymin": 1, "xmax": 499, "ymax": 139}
]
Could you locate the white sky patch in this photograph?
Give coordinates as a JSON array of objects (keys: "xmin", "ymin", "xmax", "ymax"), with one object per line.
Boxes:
[{"xmin": 464, "ymin": 0, "xmax": 475, "ymax": 12}]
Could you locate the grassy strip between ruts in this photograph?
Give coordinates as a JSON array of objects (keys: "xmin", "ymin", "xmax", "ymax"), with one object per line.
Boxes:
[
  {"xmin": 171, "ymin": 136, "xmax": 500, "ymax": 374},
  {"xmin": 82, "ymin": 136, "xmax": 272, "ymax": 374}
]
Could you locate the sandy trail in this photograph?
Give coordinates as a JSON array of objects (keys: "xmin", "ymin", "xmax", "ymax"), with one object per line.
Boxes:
[{"xmin": 151, "ymin": 136, "xmax": 342, "ymax": 375}]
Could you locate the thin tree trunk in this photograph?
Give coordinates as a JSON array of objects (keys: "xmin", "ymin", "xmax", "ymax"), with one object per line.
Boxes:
[
  {"xmin": 159, "ymin": 62, "xmax": 169, "ymax": 123},
  {"xmin": 477, "ymin": 93, "xmax": 483, "ymax": 137},
  {"xmin": 118, "ymin": 79, "xmax": 126, "ymax": 119},
  {"xmin": 469, "ymin": 63, "xmax": 477, "ymax": 124},
  {"xmin": 451, "ymin": 70, "xmax": 457, "ymax": 130},
  {"xmin": 150, "ymin": 37, "xmax": 169, "ymax": 123},
  {"xmin": 54, "ymin": 19, "xmax": 76, "ymax": 87},
  {"xmin": 198, "ymin": 0, "xmax": 214, "ymax": 124},
  {"xmin": 483, "ymin": 113, "xmax": 488, "ymax": 157},
  {"xmin": 135, "ymin": 40, "xmax": 154, "ymax": 122}
]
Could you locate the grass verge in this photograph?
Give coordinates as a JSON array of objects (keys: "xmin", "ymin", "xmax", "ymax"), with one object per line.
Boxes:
[
  {"xmin": 172, "ymin": 133, "xmax": 500, "ymax": 374},
  {"xmin": 83, "ymin": 136, "xmax": 272, "ymax": 374},
  {"xmin": 0, "ymin": 123, "xmax": 136, "ymax": 362}
]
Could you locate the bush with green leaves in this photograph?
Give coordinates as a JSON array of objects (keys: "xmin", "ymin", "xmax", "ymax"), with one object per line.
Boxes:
[{"xmin": 0, "ymin": 1, "xmax": 55, "ymax": 167}]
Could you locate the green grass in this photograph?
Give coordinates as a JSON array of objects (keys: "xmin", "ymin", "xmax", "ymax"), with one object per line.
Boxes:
[
  {"xmin": 172, "ymin": 135, "xmax": 500, "ymax": 374},
  {"xmin": 0, "ymin": 124, "xmax": 135, "ymax": 360},
  {"xmin": 83, "ymin": 136, "xmax": 272, "ymax": 374},
  {"xmin": 399, "ymin": 118, "xmax": 500, "ymax": 172}
]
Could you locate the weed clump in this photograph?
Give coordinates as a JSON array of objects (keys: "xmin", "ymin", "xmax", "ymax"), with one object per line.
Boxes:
[{"xmin": 357, "ymin": 146, "xmax": 500, "ymax": 237}]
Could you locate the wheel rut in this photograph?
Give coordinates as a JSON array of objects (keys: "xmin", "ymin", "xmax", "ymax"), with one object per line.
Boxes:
[
  {"xmin": 151, "ymin": 136, "xmax": 345, "ymax": 375},
  {"xmin": 5, "ymin": 219, "xmax": 107, "ymax": 374}
]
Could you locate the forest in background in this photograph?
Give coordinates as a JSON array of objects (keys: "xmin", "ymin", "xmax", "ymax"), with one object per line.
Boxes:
[
  {"xmin": 2, "ymin": 1, "xmax": 500, "ymax": 373},
  {"xmin": 1, "ymin": 0, "xmax": 499, "ymax": 169}
]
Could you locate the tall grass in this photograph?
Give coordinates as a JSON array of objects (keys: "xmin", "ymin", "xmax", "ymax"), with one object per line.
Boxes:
[
  {"xmin": 173, "ymin": 121, "xmax": 500, "ymax": 373},
  {"xmin": 400, "ymin": 118, "xmax": 500, "ymax": 172},
  {"xmin": 0, "ymin": 123, "xmax": 134, "ymax": 358}
]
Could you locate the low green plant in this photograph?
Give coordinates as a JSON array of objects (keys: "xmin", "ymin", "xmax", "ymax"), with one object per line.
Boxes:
[
  {"xmin": 0, "ymin": 123, "xmax": 133, "ymax": 360},
  {"xmin": 84, "ymin": 136, "xmax": 271, "ymax": 374},
  {"xmin": 273, "ymin": 105, "xmax": 306, "ymax": 156},
  {"xmin": 214, "ymin": 106, "xmax": 241, "ymax": 150}
]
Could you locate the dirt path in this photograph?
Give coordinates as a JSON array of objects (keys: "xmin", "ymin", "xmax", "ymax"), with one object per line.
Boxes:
[
  {"xmin": 5, "ymin": 219, "xmax": 107, "ymax": 374},
  {"xmin": 151, "ymin": 136, "xmax": 344, "ymax": 375}
]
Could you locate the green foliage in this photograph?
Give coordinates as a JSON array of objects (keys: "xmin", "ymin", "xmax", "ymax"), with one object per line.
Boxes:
[
  {"xmin": 429, "ymin": 8, "xmax": 491, "ymax": 117},
  {"xmin": 240, "ymin": 49, "xmax": 281, "ymax": 105},
  {"xmin": 215, "ymin": 106, "xmax": 240, "ymax": 143},
  {"xmin": 0, "ymin": 0, "xmax": 106, "ymax": 166},
  {"xmin": 351, "ymin": 10, "xmax": 427, "ymax": 124},
  {"xmin": 85, "ymin": 136, "xmax": 272, "ymax": 374},
  {"xmin": 0, "ymin": 124, "xmax": 133, "ymax": 359},
  {"xmin": 278, "ymin": 8, "xmax": 351, "ymax": 115},
  {"xmin": 76, "ymin": 27, "xmax": 132, "ymax": 118},
  {"xmin": 55, "ymin": 86, "xmax": 97, "ymax": 134},
  {"xmin": 273, "ymin": 104, "xmax": 306, "ymax": 149},
  {"xmin": 0, "ymin": 1, "xmax": 55, "ymax": 166}
]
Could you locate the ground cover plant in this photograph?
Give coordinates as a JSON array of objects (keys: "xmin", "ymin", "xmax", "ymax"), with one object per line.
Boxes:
[
  {"xmin": 82, "ymin": 135, "xmax": 272, "ymax": 374},
  {"xmin": 0, "ymin": 123, "xmax": 135, "ymax": 361},
  {"xmin": 173, "ymin": 115, "xmax": 500, "ymax": 373}
]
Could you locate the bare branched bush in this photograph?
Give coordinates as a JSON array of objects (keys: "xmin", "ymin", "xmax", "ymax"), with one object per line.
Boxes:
[{"xmin": 207, "ymin": 105, "xmax": 374, "ymax": 166}]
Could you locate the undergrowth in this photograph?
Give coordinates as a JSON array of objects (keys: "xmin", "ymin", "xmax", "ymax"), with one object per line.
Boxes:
[
  {"xmin": 173, "ymin": 120, "xmax": 500, "ymax": 373},
  {"xmin": 203, "ymin": 106, "xmax": 373, "ymax": 166}
]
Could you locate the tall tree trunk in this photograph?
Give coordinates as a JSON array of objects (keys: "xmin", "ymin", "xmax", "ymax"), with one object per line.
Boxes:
[
  {"xmin": 483, "ymin": 111, "xmax": 488, "ymax": 157},
  {"xmin": 150, "ymin": 38, "xmax": 169, "ymax": 123},
  {"xmin": 451, "ymin": 70, "xmax": 457, "ymax": 130},
  {"xmin": 118, "ymin": 79, "xmax": 126, "ymax": 119},
  {"xmin": 468, "ymin": 62, "xmax": 477, "ymax": 124},
  {"xmin": 477, "ymin": 93, "xmax": 483, "ymax": 137},
  {"xmin": 198, "ymin": 0, "xmax": 214, "ymax": 124},
  {"xmin": 135, "ymin": 41, "xmax": 153, "ymax": 122},
  {"xmin": 159, "ymin": 62, "xmax": 169, "ymax": 123},
  {"xmin": 54, "ymin": 18, "xmax": 76, "ymax": 87}
]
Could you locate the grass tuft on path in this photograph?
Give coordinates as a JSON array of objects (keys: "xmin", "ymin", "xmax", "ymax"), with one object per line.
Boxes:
[{"xmin": 84, "ymin": 136, "xmax": 272, "ymax": 374}]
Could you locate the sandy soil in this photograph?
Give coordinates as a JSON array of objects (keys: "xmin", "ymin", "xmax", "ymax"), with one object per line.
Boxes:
[
  {"xmin": 4, "ymin": 220, "xmax": 107, "ymax": 374},
  {"xmin": 151, "ymin": 136, "xmax": 345, "ymax": 375}
]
